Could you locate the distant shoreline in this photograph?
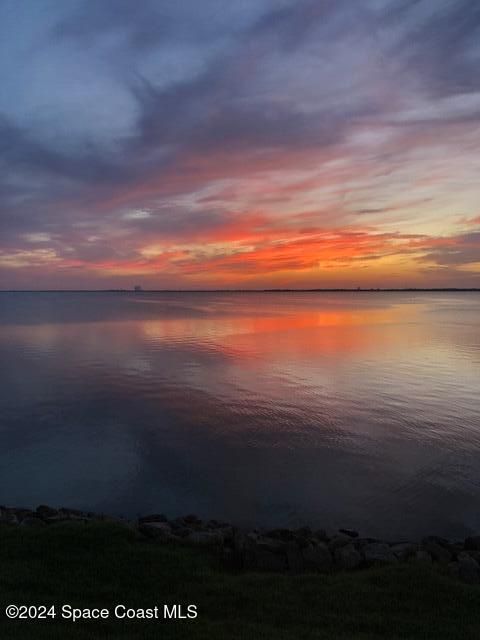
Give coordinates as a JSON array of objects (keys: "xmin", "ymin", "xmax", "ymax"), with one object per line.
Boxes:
[{"xmin": 1, "ymin": 288, "xmax": 479, "ymax": 293}]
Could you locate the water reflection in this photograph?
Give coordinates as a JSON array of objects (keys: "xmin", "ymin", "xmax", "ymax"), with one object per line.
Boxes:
[{"xmin": 0, "ymin": 292, "xmax": 479, "ymax": 538}]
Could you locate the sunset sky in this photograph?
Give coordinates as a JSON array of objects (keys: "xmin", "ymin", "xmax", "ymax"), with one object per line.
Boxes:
[{"xmin": 1, "ymin": 0, "xmax": 479, "ymax": 289}]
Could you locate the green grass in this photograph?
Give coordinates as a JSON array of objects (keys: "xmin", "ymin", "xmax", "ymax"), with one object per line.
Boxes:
[{"xmin": 0, "ymin": 523, "xmax": 479, "ymax": 639}]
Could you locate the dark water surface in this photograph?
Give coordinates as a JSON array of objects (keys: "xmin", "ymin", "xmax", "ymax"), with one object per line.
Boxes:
[{"xmin": 1, "ymin": 291, "xmax": 479, "ymax": 538}]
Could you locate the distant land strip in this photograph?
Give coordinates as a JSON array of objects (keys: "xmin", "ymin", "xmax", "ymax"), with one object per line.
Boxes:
[{"xmin": 0, "ymin": 288, "xmax": 479, "ymax": 294}]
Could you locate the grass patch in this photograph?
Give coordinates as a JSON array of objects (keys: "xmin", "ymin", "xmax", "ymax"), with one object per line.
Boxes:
[{"xmin": 0, "ymin": 522, "xmax": 479, "ymax": 639}]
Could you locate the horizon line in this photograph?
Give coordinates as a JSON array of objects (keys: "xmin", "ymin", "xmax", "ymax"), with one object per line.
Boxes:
[{"xmin": 1, "ymin": 287, "xmax": 479, "ymax": 293}]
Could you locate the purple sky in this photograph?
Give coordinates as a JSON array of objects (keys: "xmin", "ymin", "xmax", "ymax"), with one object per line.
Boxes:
[{"xmin": 1, "ymin": 0, "xmax": 479, "ymax": 289}]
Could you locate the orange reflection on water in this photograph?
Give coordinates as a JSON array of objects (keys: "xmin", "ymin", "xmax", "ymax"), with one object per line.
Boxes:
[{"xmin": 140, "ymin": 297, "xmax": 420, "ymax": 360}]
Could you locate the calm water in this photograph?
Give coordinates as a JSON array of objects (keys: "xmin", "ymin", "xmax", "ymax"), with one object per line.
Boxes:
[{"xmin": 1, "ymin": 291, "xmax": 479, "ymax": 538}]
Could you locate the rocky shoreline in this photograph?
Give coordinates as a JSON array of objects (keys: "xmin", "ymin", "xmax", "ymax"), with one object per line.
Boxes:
[{"xmin": 2, "ymin": 505, "xmax": 480, "ymax": 584}]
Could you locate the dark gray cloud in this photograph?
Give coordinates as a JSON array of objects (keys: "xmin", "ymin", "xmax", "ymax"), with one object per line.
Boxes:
[
  {"xmin": 52, "ymin": 0, "xmax": 171, "ymax": 48},
  {"xmin": 386, "ymin": 0, "xmax": 480, "ymax": 97},
  {"xmin": 421, "ymin": 232, "xmax": 480, "ymax": 267},
  {"xmin": 0, "ymin": 116, "xmax": 127, "ymax": 184}
]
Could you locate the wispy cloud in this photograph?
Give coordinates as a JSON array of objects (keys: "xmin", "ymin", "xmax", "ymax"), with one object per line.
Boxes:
[{"xmin": 0, "ymin": 0, "xmax": 479, "ymax": 288}]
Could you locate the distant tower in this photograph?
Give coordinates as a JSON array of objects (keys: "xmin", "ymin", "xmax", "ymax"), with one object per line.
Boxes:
[{"xmin": 134, "ymin": 285, "xmax": 142, "ymax": 292}]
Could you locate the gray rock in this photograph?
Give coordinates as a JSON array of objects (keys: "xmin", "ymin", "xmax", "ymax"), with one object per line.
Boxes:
[
  {"xmin": 459, "ymin": 551, "xmax": 479, "ymax": 566},
  {"xmin": 218, "ymin": 526, "xmax": 234, "ymax": 543},
  {"xmin": 464, "ymin": 536, "xmax": 480, "ymax": 551},
  {"xmin": 36, "ymin": 505, "xmax": 58, "ymax": 519},
  {"xmin": 0, "ymin": 511, "xmax": 19, "ymax": 525},
  {"xmin": 355, "ymin": 537, "xmax": 379, "ymax": 549},
  {"xmin": 293, "ymin": 527, "xmax": 314, "ymax": 549},
  {"xmin": 59, "ymin": 507, "xmax": 86, "ymax": 516},
  {"xmin": 267, "ymin": 528, "xmax": 296, "ymax": 542},
  {"xmin": 391, "ymin": 543, "xmax": 418, "ymax": 561},
  {"xmin": 457, "ymin": 552, "xmax": 480, "ymax": 584},
  {"xmin": 62, "ymin": 513, "xmax": 89, "ymax": 524},
  {"xmin": 314, "ymin": 529, "xmax": 328, "ymax": 542},
  {"xmin": 334, "ymin": 543, "xmax": 362, "ymax": 570},
  {"xmin": 423, "ymin": 535, "xmax": 450, "ymax": 547},
  {"xmin": 302, "ymin": 542, "xmax": 332, "ymax": 571},
  {"xmin": 256, "ymin": 537, "xmax": 286, "ymax": 555},
  {"xmin": 232, "ymin": 530, "xmax": 248, "ymax": 554},
  {"xmin": 246, "ymin": 531, "xmax": 260, "ymax": 543},
  {"xmin": 464, "ymin": 550, "xmax": 480, "ymax": 563},
  {"xmin": 97, "ymin": 514, "xmax": 127, "ymax": 524},
  {"xmin": 139, "ymin": 514, "xmax": 167, "ymax": 524},
  {"xmin": 423, "ymin": 536, "xmax": 455, "ymax": 555},
  {"xmin": 328, "ymin": 533, "xmax": 352, "ymax": 551},
  {"xmin": 363, "ymin": 543, "xmax": 398, "ymax": 564},
  {"xmin": 296, "ymin": 526, "xmax": 313, "ymax": 538},
  {"xmin": 12, "ymin": 509, "xmax": 36, "ymax": 522},
  {"xmin": 421, "ymin": 540, "xmax": 452, "ymax": 564},
  {"xmin": 139, "ymin": 522, "xmax": 175, "ymax": 542}
]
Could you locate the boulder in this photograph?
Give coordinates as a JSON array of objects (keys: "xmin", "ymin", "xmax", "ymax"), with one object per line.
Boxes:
[
  {"xmin": 246, "ymin": 531, "xmax": 260, "ymax": 543},
  {"xmin": 464, "ymin": 536, "xmax": 480, "ymax": 551},
  {"xmin": 36, "ymin": 505, "xmax": 59, "ymax": 519},
  {"xmin": 206, "ymin": 519, "xmax": 220, "ymax": 528},
  {"xmin": 391, "ymin": 543, "xmax": 418, "ymax": 561},
  {"xmin": 12, "ymin": 509, "xmax": 36, "ymax": 522},
  {"xmin": 256, "ymin": 537, "xmax": 287, "ymax": 554},
  {"xmin": 423, "ymin": 536, "xmax": 455, "ymax": 554},
  {"xmin": 421, "ymin": 539, "xmax": 452, "ymax": 564},
  {"xmin": 231, "ymin": 530, "xmax": 248, "ymax": 554},
  {"xmin": 354, "ymin": 537, "xmax": 378, "ymax": 549},
  {"xmin": 457, "ymin": 552, "xmax": 480, "ymax": 584},
  {"xmin": 0, "ymin": 510, "xmax": 19, "ymax": 525},
  {"xmin": 293, "ymin": 527, "xmax": 314, "ymax": 549},
  {"xmin": 139, "ymin": 522, "xmax": 175, "ymax": 542},
  {"xmin": 302, "ymin": 542, "xmax": 332, "ymax": 571},
  {"xmin": 138, "ymin": 514, "xmax": 167, "ymax": 524},
  {"xmin": 296, "ymin": 526, "xmax": 313, "ymax": 538},
  {"xmin": 97, "ymin": 514, "xmax": 127, "ymax": 524},
  {"xmin": 328, "ymin": 533, "xmax": 352, "ymax": 551},
  {"xmin": 314, "ymin": 529, "xmax": 328, "ymax": 542},
  {"xmin": 464, "ymin": 550, "xmax": 480, "ymax": 563},
  {"xmin": 266, "ymin": 528, "xmax": 296, "ymax": 542},
  {"xmin": 59, "ymin": 508, "xmax": 86, "ymax": 516},
  {"xmin": 363, "ymin": 543, "xmax": 398, "ymax": 564},
  {"xmin": 334, "ymin": 543, "xmax": 362, "ymax": 570},
  {"xmin": 423, "ymin": 535, "xmax": 450, "ymax": 546},
  {"xmin": 218, "ymin": 526, "xmax": 234, "ymax": 543}
]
